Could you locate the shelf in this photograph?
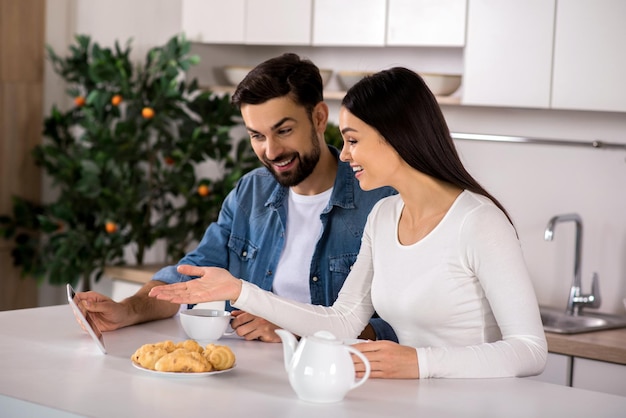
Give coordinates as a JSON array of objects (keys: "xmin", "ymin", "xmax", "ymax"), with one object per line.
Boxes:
[
  {"xmin": 206, "ymin": 85, "xmax": 461, "ymax": 106},
  {"xmin": 104, "ymin": 264, "xmax": 165, "ymax": 285}
]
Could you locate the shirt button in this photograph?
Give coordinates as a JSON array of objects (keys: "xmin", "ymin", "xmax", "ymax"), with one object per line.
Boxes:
[
  {"xmin": 242, "ymin": 251, "xmax": 247, "ymax": 257},
  {"xmin": 312, "ymin": 276, "xmax": 319, "ymax": 282},
  {"xmin": 267, "ymin": 270, "xmax": 272, "ymax": 276}
]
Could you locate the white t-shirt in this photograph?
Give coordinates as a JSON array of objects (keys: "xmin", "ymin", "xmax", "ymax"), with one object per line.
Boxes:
[
  {"xmin": 272, "ymin": 188, "xmax": 333, "ymax": 303},
  {"xmin": 236, "ymin": 191, "xmax": 547, "ymax": 379}
]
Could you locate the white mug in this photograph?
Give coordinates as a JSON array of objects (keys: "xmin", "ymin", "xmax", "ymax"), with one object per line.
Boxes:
[{"xmin": 179, "ymin": 309, "xmax": 235, "ymax": 341}]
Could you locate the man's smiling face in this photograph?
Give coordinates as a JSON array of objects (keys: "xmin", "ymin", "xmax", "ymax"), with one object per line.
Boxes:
[{"xmin": 242, "ymin": 96, "xmax": 321, "ymax": 187}]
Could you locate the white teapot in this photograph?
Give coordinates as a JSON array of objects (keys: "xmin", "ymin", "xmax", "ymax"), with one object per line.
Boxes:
[{"xmin": 275, "ymin": 329, "xmax": 371, "ymax": 403}]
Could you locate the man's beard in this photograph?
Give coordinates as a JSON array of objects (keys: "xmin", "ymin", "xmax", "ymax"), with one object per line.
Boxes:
[{"xmin": 263, "ymin": 129, "xmax": 321, "ymax": 187}]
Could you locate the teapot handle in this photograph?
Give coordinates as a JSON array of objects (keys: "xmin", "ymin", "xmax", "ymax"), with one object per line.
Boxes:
[{"xmin": 345, "ymin": 346, "xmax": 371, "ymax": 390}]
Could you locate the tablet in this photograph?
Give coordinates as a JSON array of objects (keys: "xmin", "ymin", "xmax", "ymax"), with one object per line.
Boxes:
[{"xmin": 66, "ymin": 284, "xmax": 107, "ymax": 354}]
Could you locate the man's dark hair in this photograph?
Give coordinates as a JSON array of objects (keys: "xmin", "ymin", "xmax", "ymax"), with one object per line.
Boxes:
[{"xmin": 231, "ymin": 53, "xmax": 323, "ymax": 115}]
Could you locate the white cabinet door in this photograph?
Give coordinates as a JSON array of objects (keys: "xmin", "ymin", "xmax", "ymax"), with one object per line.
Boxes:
[
  {"xmin": 387, "ymin": 0, "xmax": 467, "ymax": 47},
  {"xmin": 572, "ymin": 358, "xmax": 626, "ymax": 397},
  {"xmin": 551, "ymin": 0, "xmax": 626, "ymax": 112},
  {"xmin": 245, "ymin": 0, "xmax": 312, "ymax": 45},
  {"xmin": 462, "ymin": 0, "xmax": 555, "ymax": 108},
  {"xmin": 313, "ymin": 0, "xmax": 386, "ymax": 46},
  {"xmin": 527, "ymin": 352, "xmax": 572, "ymax": 386},
  {"xmin": 181, "ymin": 0, "xmax": 245, "ymax": 44}
]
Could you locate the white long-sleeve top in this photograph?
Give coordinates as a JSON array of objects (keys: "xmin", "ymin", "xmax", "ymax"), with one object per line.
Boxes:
[{"xmin": 235, "ymin": 191, "xmax": 547, "ymax": 378}]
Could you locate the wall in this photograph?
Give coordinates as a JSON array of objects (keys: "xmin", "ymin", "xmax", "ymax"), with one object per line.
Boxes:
[
  {"xmin": 0, "ymin": 0, "xmax": 45, "ymax": 310},
  {"xmin": 41, "ymin": 1, "xmax": 626, "ymax": 315},
  {"xmin": 443, "ymin": 106, "xmax": 626, "ymax": 314}
]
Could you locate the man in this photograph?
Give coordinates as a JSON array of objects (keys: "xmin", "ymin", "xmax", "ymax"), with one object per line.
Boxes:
[{"xmin": 75, "ymin": 53, "xmax": 397, "ymax": 342}]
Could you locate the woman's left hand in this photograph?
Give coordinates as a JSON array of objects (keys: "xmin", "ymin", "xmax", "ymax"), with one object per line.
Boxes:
[
  {"xmin": 351, "ymin": 340, "xmax": 419, "ymax": 379},
  {"xmin": 148, "ymin": 265, "xmax": 242, "ymax": 304}
]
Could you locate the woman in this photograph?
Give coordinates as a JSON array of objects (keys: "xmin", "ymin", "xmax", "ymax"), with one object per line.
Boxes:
[{"xmin": 150, "ymin": 67, "xmax": 547, "ymax": 379}]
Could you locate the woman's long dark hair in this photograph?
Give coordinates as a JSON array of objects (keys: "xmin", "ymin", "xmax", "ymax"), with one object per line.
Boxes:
[{"xmin": 342, "ymin": 67, "xmax": 513, "ymax": 225}]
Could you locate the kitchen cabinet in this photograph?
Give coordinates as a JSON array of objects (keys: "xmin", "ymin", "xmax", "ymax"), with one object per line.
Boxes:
[
  {"xmin": 572, "ymin": 357, "xmax": 626, "ymax": 397},
  {"xmin": 181, "ymin": 0, "xmax": 245, "ymax": 44},
  {"xmin": 551, "ymin": 0, "xmax": 626, "ymax": 112},
  {"xmin": 462, "ymin": 0, "xmax": 555, "ymax": 108},
  {"xmin": 313, "ymin": 0, "xmax": 386, "ymax": 46},
  {"xmin": 246, "ymin": 0, "xmax": 312, "ymax": 45},
  {"xmin": 183, "ymin": 0, "xmax": 466, "ymax": 48},
  {"xmin": 386, "ymin": 0, "xmax": 467, "ymax": 47},
  {"xmin": 528, "ymin": 352, "xmax": 572, "ymax": 386},
  {"xmin": 181, "ymin": 0, "xmax": 311, "ymax": 45},
  {"xmin": 464, "ymin": 0, "xmax": 626, "ymax": 112}
]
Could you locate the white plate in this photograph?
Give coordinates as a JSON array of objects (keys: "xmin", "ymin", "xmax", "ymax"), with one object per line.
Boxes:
[{"xmin": 132, "ymin": 361, "xmax": 235, "ymax": 377}]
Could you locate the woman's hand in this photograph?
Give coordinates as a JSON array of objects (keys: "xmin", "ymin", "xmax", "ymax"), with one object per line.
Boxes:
[
  {"xmin": 351, "ymin": 340, "xmax": 420, "ymax": 379},
  {"xmin": 148, "ymin": 265, "xmax": 242, "ymax": 304}
]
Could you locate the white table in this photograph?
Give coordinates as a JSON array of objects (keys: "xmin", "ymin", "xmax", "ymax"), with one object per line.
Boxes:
[{"xmin": 1, "ymin": 305, "xmax": 625, "ymax": 417}]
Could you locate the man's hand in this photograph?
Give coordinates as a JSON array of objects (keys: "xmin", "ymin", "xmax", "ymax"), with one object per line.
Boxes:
[
  {"xmin": 230, "ymin": 310, "xmax": 282, "ymax": 343},
  {"xmin": 74, "ymin": 281, "xmax": 179, "ymax": 332},
  {"xmin": 73, "ymin": 291, "xmax": 132, "ymax": 332}
]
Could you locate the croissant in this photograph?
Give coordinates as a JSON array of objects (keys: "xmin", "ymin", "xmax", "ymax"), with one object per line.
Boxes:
[
  {"xmin": 131, "ymin": 340, "xmax": 235, "ymax": 372},
  {"xmin": 155, "ymin": 349, "xmax": 211, "ymax": 373},
  {"xmin": 207, "ymin": 345, "xmax": 236, "ymax": 371},
  {"xmin": 132, "ymin": 345, "xmax": 168, "ymax": 370}
]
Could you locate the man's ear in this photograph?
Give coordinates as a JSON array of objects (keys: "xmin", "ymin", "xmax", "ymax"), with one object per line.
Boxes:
[{"xmin": 312, "ymin": 101, "xmax": 329, "ymax": 133}]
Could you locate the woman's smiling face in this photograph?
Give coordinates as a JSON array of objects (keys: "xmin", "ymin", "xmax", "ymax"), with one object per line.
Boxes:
[{"xmin": 338, "ymin": 107, "xmax": 403, "ymax": 191}]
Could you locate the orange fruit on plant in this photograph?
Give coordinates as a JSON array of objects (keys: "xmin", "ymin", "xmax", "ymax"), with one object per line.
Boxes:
[
  {"xmin": 197, "ymin": 185, "xmax": 210, "ymax": 197},
  {"xmin": 74, "ymin": 96, "xmax": 86, "ymax": 107},
  {"xmin": 111, "ymin": 94, "xmax": 123, "ymax": 106},
  {"xmin": 164, "ymin": 156, "xmax": 175, "ymax": 165},
  {"xmin": 141, "ymin": 107, "xmax": 155, "ymax": 119},
  {"xmin": 104, "ymin": 221, "xmax": 118, "ymax": 234}
]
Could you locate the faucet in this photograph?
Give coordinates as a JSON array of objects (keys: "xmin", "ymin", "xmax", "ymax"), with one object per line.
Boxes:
[{"xmin": 544, "ymin": 213, "xmax": 601, "ymax": 316}]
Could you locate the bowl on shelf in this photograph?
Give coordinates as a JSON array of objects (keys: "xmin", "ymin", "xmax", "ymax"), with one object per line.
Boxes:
[
  {"xmin": 223, "ymin": 66, "xmax": 332, "ymax": 88},
  {"xmin": 419, "ymin": 73, "xmax": 462, "ymax": 96},
  {"xmin": 222, "ymin": 66, "xmax": 254, "ymax": 86},
  {"xmin": 337, "ymin": 71, "xmax": 374, "ymax": 91},
  {"xmin": 319, "ymin": 68, "xmax": 333, "ymax": 87}
]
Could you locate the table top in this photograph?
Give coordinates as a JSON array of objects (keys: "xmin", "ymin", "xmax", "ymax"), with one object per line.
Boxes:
[{"xmin": 2, "ymin": 305, "xmax": 625, "ymax": 418}]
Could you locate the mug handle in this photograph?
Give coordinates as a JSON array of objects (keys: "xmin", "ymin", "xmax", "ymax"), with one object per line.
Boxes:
[
  {"xmin": 345, "ymin": 346, "xmax": 371, "ymax": 389},
  {"xmin": 223, "ymin": 327, "xmax": 237, "ymax": 337},
  {"xmin": 223, "ymin": 315, "xmax": 237, "ymax": 336}
]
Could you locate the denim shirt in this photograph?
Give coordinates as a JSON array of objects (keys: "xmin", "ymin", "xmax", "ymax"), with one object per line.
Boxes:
[{"xmin": 153, "ymin": 147, "xmax": 398, "ymax": 341}]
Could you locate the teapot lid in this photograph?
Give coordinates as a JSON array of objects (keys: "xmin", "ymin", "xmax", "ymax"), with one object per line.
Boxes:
[{"xmin": 309, "ymin": 330, "xmax": 341, "ymax": 344}]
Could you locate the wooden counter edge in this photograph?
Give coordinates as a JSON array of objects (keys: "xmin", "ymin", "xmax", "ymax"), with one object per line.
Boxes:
[
  {"xmin": 546, "ymin": 328, "xmax": 626, "ymax": 365},
  {"xmin": 103, "ymin": 264, "xmax": 166, "ymax": 285}
]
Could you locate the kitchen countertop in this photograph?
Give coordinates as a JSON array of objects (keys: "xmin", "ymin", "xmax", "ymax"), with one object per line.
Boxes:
[
  {"xmin": 105, "ymin": 265, "xmax": 626, "ymax": 366},
  {"xmin": 2, "ymin": 304, "xmax": 626, "ymax": 418},
  {"xmin": 104, "ymin": 263, "xmax": 165, "ymax": 284},
  {"xmin": 546, "ymin": 328, "xmax": 626, "ymax": 365}
]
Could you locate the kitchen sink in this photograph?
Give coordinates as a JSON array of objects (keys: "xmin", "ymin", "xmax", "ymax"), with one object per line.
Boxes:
[{"xmin": 539, "ymin": 306, "xmax": 626, "ymax": 334}]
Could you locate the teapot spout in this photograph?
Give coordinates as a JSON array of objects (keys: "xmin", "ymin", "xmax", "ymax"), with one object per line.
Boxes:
[{"xmin": 275, "ymin": 329, "xmax": 297, "ymax": 372}]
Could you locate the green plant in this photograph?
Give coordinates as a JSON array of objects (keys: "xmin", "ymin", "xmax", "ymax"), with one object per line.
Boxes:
[
  {"xmin": 0, "ymin": 34, "xmax": 258, "ymax": 288},
  {"xmin": 324, "ymin": 121, "xmax": 343, "ymax": 150}
]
